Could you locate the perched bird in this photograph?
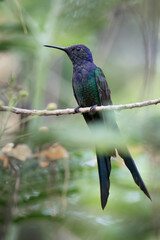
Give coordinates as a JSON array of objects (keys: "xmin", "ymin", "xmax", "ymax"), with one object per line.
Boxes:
[{"xmin": 44, "ymin": 44, "xmax": 151, "ymax": 209}]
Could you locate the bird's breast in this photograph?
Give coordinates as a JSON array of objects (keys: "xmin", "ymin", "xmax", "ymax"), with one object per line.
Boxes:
[{"xmin": 73, "ymin": 68, "xmax": 100, "ymax": 107}]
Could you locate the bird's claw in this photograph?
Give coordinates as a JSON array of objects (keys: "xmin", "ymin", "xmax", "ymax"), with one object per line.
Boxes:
[
  {"xmin": 90, "ymin": 104, "xmax": 98, "ymax": 112},
  {"xmin": 74, "ymin": 106, "xmax": 81, "ymax": 113}
]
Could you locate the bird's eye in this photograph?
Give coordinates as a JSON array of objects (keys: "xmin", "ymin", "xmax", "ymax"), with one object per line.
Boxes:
[{"xmin": 76, "ymin": 47, "xmax": 81, "ymax": 51}]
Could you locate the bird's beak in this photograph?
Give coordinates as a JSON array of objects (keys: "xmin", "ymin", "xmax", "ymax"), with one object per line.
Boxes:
[{"xmin": 44, "ymin": 44, "xmax": 67, "ymax": 52}]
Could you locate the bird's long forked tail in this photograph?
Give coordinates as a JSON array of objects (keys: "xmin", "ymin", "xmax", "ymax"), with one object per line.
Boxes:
[
  {"xmin": 96, "ymin": 153, "xmax": 111, "ymax": 209},
  {"xmin": 118, "ymin": 150, "xmax": 151, "ymax": 200}
]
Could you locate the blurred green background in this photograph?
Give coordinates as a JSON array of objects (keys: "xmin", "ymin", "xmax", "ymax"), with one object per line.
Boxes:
[{"xmin": 0, "ymin": 0, "xmax": 160, "ymax": 239}]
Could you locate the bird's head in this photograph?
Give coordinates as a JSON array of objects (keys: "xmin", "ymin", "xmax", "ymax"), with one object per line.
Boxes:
[{"xmin": 44, "ymin": 44, "xmax": 93, "ymax": 65}]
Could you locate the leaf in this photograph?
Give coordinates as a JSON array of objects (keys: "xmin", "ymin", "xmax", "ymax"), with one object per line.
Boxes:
[
  {"xmin": 2, "ymin": 143, "xmax": 14, "ymax": 153},
  {"xmin": 0, "ymin": 143, "xmax": 68, "ymax": 168},
  {"xmin": 45, "ymin": 144, "xmax": 69, "ymax": 160},
  {"xmin": 10, "ymin": 144, "xmax": 32, "ymax": 161},
  {"xmin": 0, "ymin": 143, "xmax": 32, "ymax": 165},
  {"xmin": 3, "ymin": 156, "xmax": 9, "ymax": 168},
  {"xmin": 39, "ymin": 158, "xmax": 50, "ymax": 168},
  {"xmin": 0, "ymin": 154, "xmax": 9, "ymax": 168},
  {"xmin": 36, "ymin": 143, "xmax": 69, "ymax": 168}
]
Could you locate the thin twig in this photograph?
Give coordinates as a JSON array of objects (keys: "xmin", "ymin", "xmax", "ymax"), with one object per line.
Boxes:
[
  {"xmin": 0, "ymin": 98, "xmax": 160, "ymax": 116},
  {"xmin": 61, "ymin": 159, "xmax": 70, "ymax": 214},
  {"xmin": 14, "ymin": 0, "xmax": 28, "ymax": 35},
  {"xmin": 9, "ymin": 159, "xmax": 21, "ymax": 215}
]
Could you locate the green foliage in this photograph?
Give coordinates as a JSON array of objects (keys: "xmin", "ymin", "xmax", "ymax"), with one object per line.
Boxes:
[{"xmin": 1, "ymin": 149, "xmax": 159, "ymax": 240}]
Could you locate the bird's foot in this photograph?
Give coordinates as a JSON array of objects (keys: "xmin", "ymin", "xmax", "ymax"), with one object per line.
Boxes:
[
  {"xmin": 90, "ymin": 104, "xmax": 98, "ymax": 112},
  {"xmin": 74, "ymin": 106, "xmax": 81, "ymax": 113}
]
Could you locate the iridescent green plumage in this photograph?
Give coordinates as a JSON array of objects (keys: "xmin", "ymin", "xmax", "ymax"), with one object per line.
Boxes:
[{"xmin": 73, "ymin": 67, "xmax": 101, "ymax": 107}]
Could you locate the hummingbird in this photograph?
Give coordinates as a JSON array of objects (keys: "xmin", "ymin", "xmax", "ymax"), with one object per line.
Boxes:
[{"xmin": 44, "ymin": 44, "xmax": 151, "ymax": 209}]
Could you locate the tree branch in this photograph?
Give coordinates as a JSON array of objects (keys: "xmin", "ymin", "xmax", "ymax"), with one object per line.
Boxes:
[{"xmin": 0, "ymin": 98, "xmax": 160, "ymax": 116}]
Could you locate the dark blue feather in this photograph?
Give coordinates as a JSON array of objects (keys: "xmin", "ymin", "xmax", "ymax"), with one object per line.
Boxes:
[{"xmin": 96, "ymin": 153, "xmax": 111, "ymax": 209}]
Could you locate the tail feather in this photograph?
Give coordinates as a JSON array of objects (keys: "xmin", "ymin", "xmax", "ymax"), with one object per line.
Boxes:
[
  {"xmin": 118, "ymin": 150, "xmax": 151, "ymax": 200},
  {"xmin": 83, "ymin": 112, "xmax": 151, "ymax": 206},
  {"xmin": 96, "ymin": 153, "xmax": 111, "ymax": 209}
]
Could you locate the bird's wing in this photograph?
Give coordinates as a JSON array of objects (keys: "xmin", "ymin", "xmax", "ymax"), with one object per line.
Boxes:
[
  {"xmin": 95, "ymin": 68, "xmax": 151, "ymax": 200},
  {"xmin": 94, "ymin": 66, "xmax": 118, "ymax": 132},
  {"xmin": 94, "ymin": 67, "xmax": 112, "ymax": 106}
]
